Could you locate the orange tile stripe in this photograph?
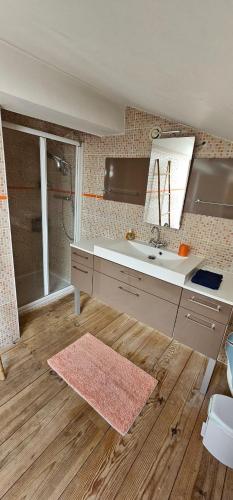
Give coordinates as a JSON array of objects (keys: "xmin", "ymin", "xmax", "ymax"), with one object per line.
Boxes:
[
  {"xmin": 5, "ymin": 188, "xmax": 184, "ymax": 201},
  {"xmin": 8, "ymin": 187, "xmax": 103, "ymax": 200},
  {"xmin": 82, "ymin": 193, "xmax": 103, "ymax": 199},
  {"xmin": 81, "ymin": 190, "xmax": 183, "ymax": 199},
  {"xmin": 0, "ymin": 194, "xmax": 8, "ymax": 200}
]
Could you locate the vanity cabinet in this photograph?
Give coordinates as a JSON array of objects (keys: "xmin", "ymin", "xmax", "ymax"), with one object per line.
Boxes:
[
  {"xmin": 71, "ymin": 248, "xmax": 94, "ymax": 295},
  {"xmin": 71, "ymin": 248, "xmax": 94, "ymax": 269},
  {"xmin": 93, "ymin": 270, "xmax": 178, "ymax": 337},
  {"xmin": 173, "ymin": 289, "xmax": 232, "ymax": 358},
  {"xmin": 71, "ymin": 262, "xmax": 93, "ymax": 295},
  {"xmin": 70, "ymin": 248, "xmax": 232, "ymax": 360},
  {"xmin": 71, "ymin": 245, "xmax": 233, "ymax": 393},
  {"xmin": 94, "ymin": 257, "xmax": 181, "ymax": 305},
  {"xmin": 173, "ymin": 307, "xmax": 226, "ymax": 359},
  {"xmin": 70, "ymin": 249, "xmax": 181, "ymax": 337},
  {"xmin": 179, "ymin": 289, "xmax": 232, "ymax": 325}
]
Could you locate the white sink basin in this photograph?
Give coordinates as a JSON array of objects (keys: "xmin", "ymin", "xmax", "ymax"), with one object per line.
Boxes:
[
  {"xmin": 126, "ymin": 241, "xmax": 185, "ymax": 262},
  {"xmin": 94, "ymin": 239, "xmax": 204, "ymax": 286}
]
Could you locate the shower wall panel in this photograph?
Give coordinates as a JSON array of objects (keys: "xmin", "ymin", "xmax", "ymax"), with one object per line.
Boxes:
[
  {"xmin": 3, "ymin": 128, "xmax": 44, "ymax": 306},
  {"xmin": 3, "ymin": 129, "xmax": 42, "ymax": 278},
  {"xmin": 1, "ymin": 109, "xmax": 79, "ymax": 305},
  {"xmin": 47, "ymin": 139, "xmax": 75, "ymax": 292}
]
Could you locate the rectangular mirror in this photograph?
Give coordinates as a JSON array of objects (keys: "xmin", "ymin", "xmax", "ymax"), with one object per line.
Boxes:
[{"xmin": 144, "ymin": 136, "xmax": 195, "ymax": 229}]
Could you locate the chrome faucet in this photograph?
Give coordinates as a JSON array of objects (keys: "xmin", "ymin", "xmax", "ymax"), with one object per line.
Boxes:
[{"xmin": 149, "ymin": 225, "xmax": 167, "ymax": 248}]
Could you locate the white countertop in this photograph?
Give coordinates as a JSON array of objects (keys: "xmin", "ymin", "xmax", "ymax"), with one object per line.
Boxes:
[
  {"xmin": 71, "ymin": 238, "xmax": 96, "ymax": 255},
  {"xmin": 184, "ymin": 267, "xmax": 233, "ymax": 306},
  {"xmin": 71, "ymin": 238, "xmax": 233, "ymax": 306},
  {"xmin": 94, "ymin": 239, "xmax": 204, "ymax": 287},
  {"xmin": 71, "ymin": 237, "xmax": 114, "ymax": 255}
]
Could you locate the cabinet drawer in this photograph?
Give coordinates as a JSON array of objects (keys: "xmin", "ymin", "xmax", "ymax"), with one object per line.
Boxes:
[
  {"xmin": 93, "ymin": 271, "xmax": 177, "ymax": 337},
  {"xmin": 71, "ymin": 261, "xmax": 93, "ymax": 294},
  {"xmin": 181, "ymin": 289, "xmax": 232, "ymax": 325},
  {"xmin": 71, "ymin": 248, "xmax": 93, "ymax": 269},
  {"xmin": 173, "ymin": 306, "xmax": 225, "ymax": 358},
  {"xmin": 94, "ymin": 256, "xmax": 181, "ymax": 305}
]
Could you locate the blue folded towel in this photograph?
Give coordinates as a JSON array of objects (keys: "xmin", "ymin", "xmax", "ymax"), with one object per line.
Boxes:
[{"xmin": 191, "ymin": 269, "xmax": 223, "ymax": 290}]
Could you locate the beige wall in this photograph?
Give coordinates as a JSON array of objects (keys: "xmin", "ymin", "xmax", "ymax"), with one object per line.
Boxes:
[
  {"xmin": 2, "ymin": 106, "xmax": 233, "ymax": 361},
  {"xmin": 5, "ymin": 106, "xmax": 233, "ymax": 275},
  {"xmin": 0, "ymin": 111, "xmax": 19, "ymax": 347},
  {"xmin": 4, "ymin": 106, "xmax": 233, "ymax": 274},
  {"xmin": 80, "ymin": 107, "xmax": 233, "ymax": 272}
]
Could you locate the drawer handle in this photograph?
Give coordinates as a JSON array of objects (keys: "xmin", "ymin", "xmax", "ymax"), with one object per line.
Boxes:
[
  {"xmin": 188, "ymin": 296, "xmax": 221, "ymax": 312},
  {"xmin": 73, "ymin": 252, "xmax": 88, "ymax": 260},
  {"xmin": 72, "ymin": 266, "xmax": 88, "ymax": 274},
  {"xmin": 118, "ymin": 286, "xmax": 139, "ymax": 297},
  {"xmin": 185, "ymin": 313, "xmax": 215, "ymax": 330},
  {"xmin": 120, "ymin": 270, "xmax": 142, "ymax": 280}
]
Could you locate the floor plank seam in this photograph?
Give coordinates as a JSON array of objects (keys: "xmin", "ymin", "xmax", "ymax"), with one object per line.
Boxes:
[
  {"xmin": 168, "ymin": 362, "xmax": 223, "ymax": 499},
  {"xmin": 165, "ymin": 359, "xmax": 207, "ymax": 499},
  {"xmin": 0, "ymin": 382, "xmax": 67, "ymax": 446},
  {"xmin": 62, "ymin": 344, "xmax": 193, "ymax": 499},
  {"xmin": 1, "ymin": 296, "xmax": 229, "ymax": 500},
  {"xmin": 56, "ymin": 424, "xmax": 111, "ymax": 500},
  {"xmin": 220, "ymin": 467, "xmax": 228, "ymax": 500},
  {"xmin": 114, "ymin": 349, "xmax": 195, "ymax": 498},
  {"xmin": 2, "ymin": 399, "xmax": 98, "ymax": 499},
  {"xmin": 0, "ymin": 367, "xmax": 51, "ymax": 409}
]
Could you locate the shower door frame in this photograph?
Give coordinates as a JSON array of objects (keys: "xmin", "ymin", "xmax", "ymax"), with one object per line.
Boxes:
[{"xmin": 3, "ymin": 121, "xmax": 82, "ymax": 303}]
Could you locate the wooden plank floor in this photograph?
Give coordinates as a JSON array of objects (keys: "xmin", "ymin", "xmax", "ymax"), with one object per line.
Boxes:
[{"xmin": 0, "ymin": 292, "xmax": 232, "ymax": 499}]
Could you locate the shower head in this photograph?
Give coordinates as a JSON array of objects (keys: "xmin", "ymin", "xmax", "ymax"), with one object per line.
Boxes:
[{"xmin": 47, "ymin": 152, "xmax": 71, "ymax": 176}]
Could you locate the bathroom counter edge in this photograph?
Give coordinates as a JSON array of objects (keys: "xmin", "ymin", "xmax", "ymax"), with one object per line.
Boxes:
[{"xmin": 71, "ymin": 239, "xmax": 233, "ymax": 306}]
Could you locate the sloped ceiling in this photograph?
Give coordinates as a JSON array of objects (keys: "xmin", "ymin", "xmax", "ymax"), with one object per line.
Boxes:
[{"xmin": 0, "ymin": 0, "xmax": 232, "ymax": 139}]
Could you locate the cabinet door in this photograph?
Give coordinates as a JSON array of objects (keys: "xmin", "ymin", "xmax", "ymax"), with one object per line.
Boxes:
[
  {"xmin": 71, "ymin": 248, "xmax": 93, "ymax": 269},
  {"xmin": 94, "ymin": 256, "xmax": 181, "ymax": 304},
  {"xmin": 173, "ymin": 306, "xmax": 225, "ymax": 358},
  {"xmin": 181, "ymin": 289, "xmax": 232, "ymax": 325},
  {"xmin": 71, "ymin": 262, "xmax": 93, "ymax": 295},
  {"xmin": 93, "ymin": 271, "xmax": 177, "ymax": 337}
]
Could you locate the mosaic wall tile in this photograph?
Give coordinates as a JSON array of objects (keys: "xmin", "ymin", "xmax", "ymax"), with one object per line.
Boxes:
[
  {"xmin": 3, "ymin": 107, "xmax": 233, "ymax": 363},
  {"xmin": 80, "ymin": 107, "xmax": 233, "ymax": 273},
  {"xmin": 0, "ymin": 111, "xmax": 20, "ymax": 346},
  {"xmin": 0, "ymin": 302, "xmax": 20, "ymax": 347},
  {"xmin": 80, "ymin": 106, "xmax": 233, "ymax": 365}
]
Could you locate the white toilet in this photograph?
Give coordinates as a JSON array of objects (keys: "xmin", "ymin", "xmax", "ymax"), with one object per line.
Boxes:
[{"xmin": 201, "ymin": 394, "xmax": 233, "ymax": 468}]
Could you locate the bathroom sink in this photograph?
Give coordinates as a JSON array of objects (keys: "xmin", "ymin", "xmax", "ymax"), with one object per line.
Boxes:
[
  {"xmin": 128, "ymin": 241, "xmax": 184, "ymax": 262},
  {"xmin": 94, "ymin": 239, "xmax": 204, "ymax": 286}
]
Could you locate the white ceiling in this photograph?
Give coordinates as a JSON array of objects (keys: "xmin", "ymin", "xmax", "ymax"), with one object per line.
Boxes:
[{"xmin": 0, "ymin": 0, "xmax": 232, "ymax": 139}]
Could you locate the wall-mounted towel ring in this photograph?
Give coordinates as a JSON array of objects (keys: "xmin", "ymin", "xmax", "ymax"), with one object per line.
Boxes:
[
  {"xmin": 149, "ymin": 128, "xmax": 207, "ymax": 150},
  {"xmin": 149, "ymin": 126, "xmax": 180, "ymax": 140}
]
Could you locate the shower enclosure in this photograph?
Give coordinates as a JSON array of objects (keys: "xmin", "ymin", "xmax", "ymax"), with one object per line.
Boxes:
[{"xmin": 2, "ymin": 122, "xmax": 81, "ymax": 308}]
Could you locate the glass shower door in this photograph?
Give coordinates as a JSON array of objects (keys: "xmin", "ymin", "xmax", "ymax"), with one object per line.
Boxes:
[
  {"xmin": 46, "ymin": 138, "xmax": 76, "ymax": 294},
  {"xmin": 3, "ymin": 127, "xmax": 44, "ymax": 307},
  {"xmin": 3, "ymin": 124, "xmax": 79, "ymax": 308}
]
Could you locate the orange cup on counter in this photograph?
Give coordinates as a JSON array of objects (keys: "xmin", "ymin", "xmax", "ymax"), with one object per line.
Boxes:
[{"xmin": 178, "ymin": 243, "xmax": 190, "ymax": 257}]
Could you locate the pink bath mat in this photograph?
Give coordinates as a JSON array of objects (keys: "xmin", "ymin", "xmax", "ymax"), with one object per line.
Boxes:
[{"xmin": 48, "ymin": 333, "xmax": 157, "ymax": 435}]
